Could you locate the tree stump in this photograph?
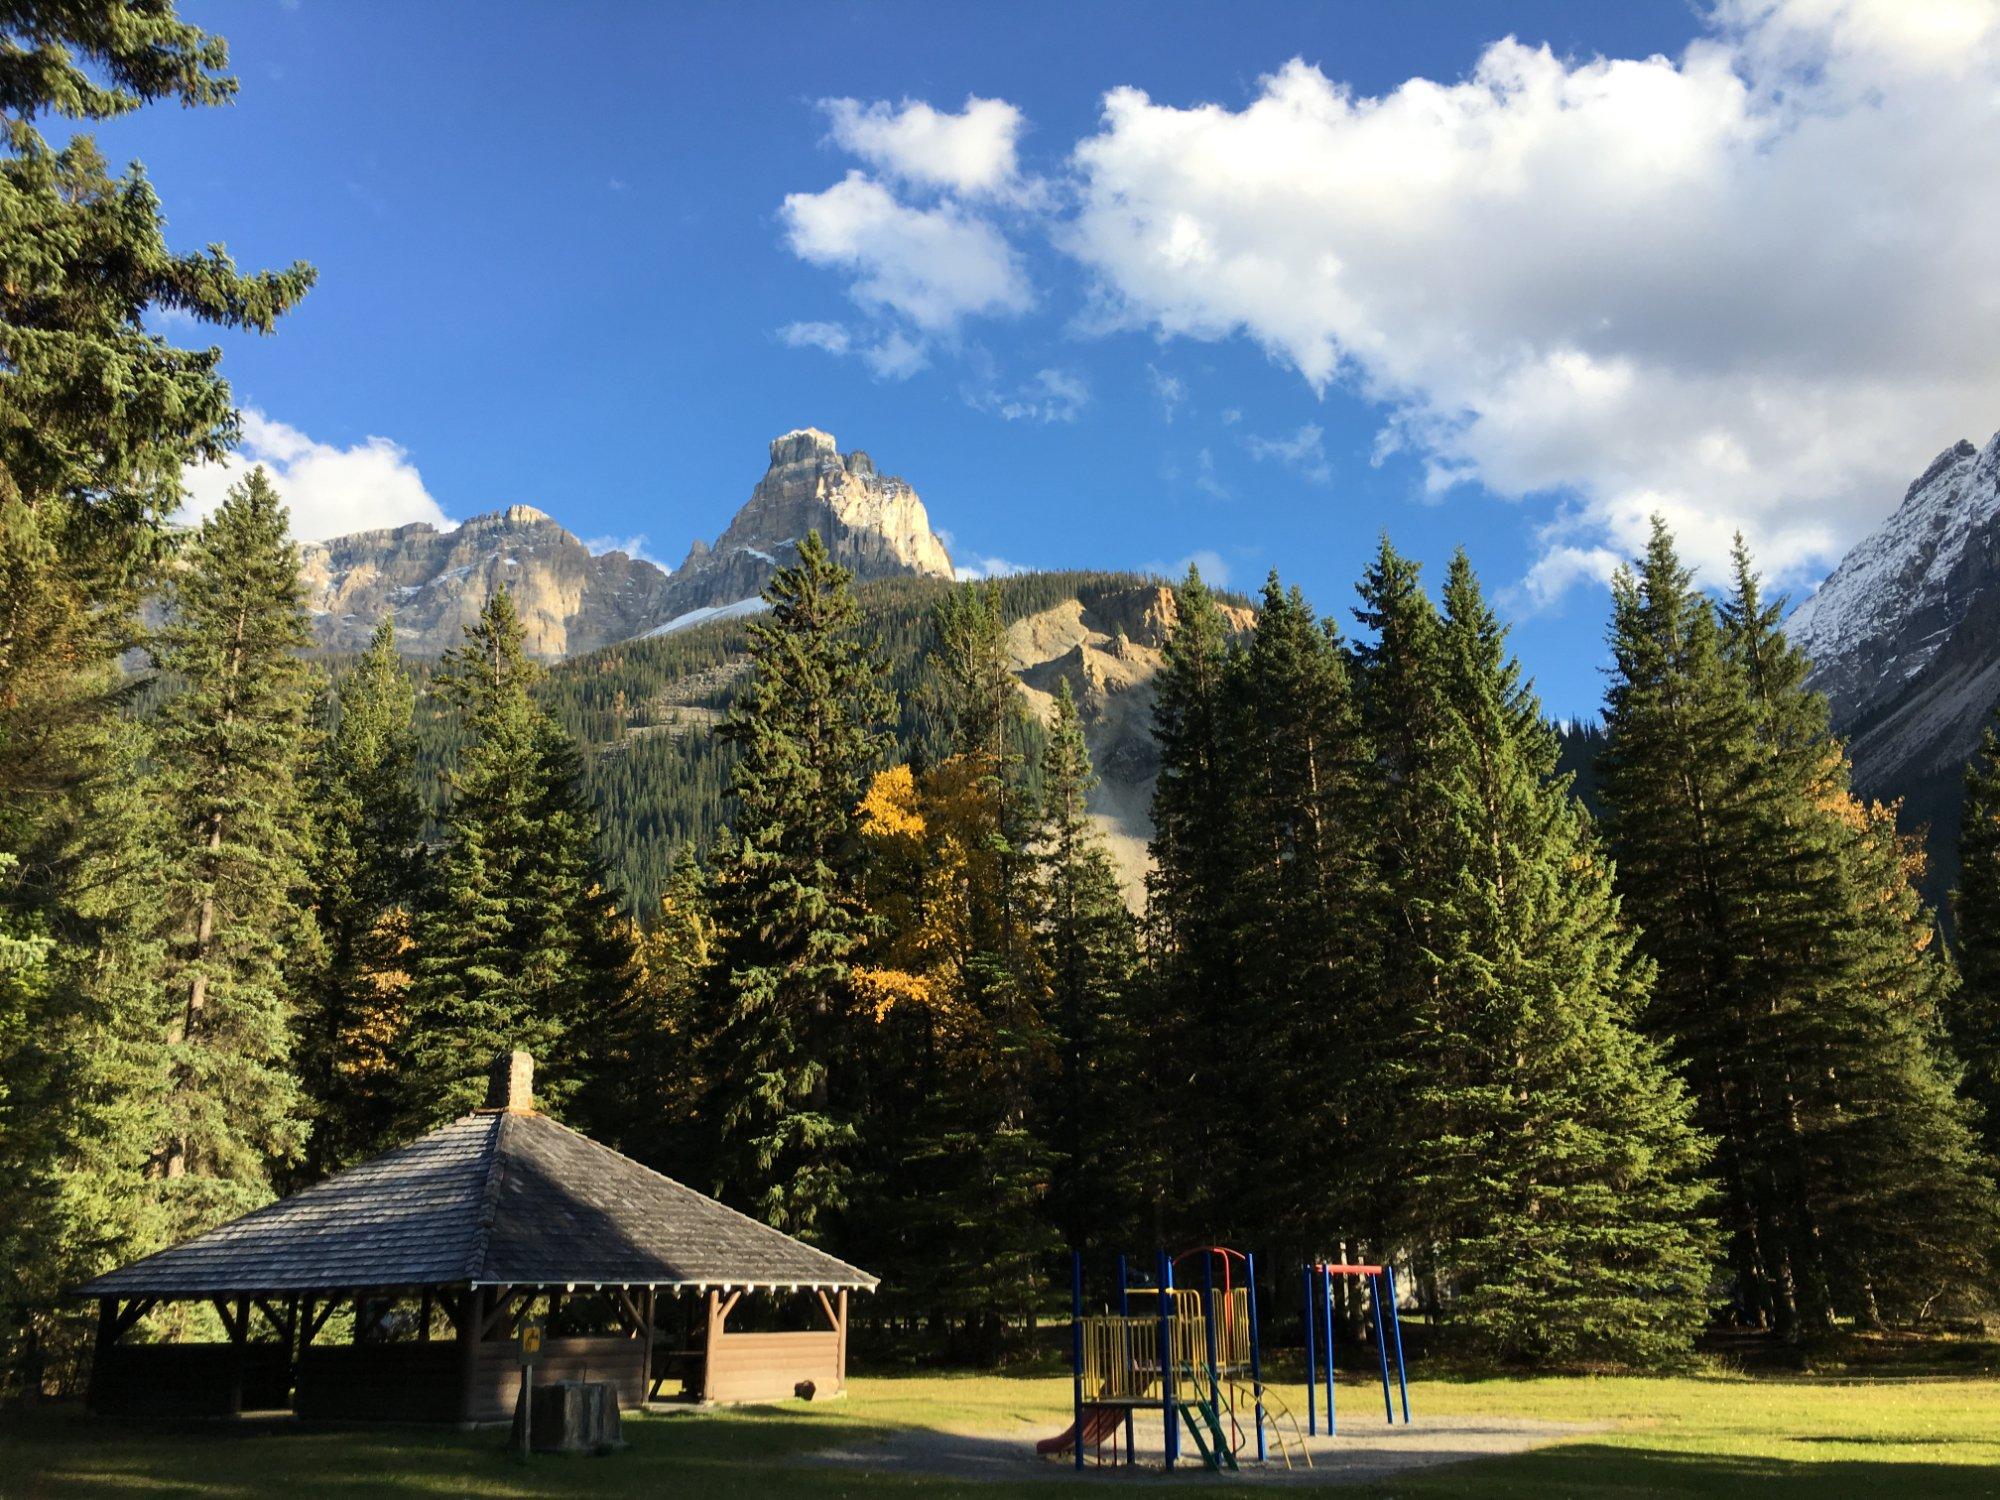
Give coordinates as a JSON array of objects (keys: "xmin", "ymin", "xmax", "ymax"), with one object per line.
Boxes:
[{"xmin": 512, "ymin": 1378, "xmax": 624, "ymax": 1454}]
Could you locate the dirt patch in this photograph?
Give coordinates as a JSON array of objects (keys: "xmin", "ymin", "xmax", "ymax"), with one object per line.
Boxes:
[{"xmin": 801, "ymin": 1411, "xmax": 1606, "ymax": 1486}]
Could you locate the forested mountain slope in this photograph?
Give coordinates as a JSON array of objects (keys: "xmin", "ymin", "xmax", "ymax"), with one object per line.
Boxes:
[{"xmin": 407, "ymin": 570, "xmax": 1250, "ymax": 913}]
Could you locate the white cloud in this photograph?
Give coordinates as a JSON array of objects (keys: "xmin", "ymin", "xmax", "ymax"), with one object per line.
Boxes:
[
  {"xmin": 955, "ymin": 554, "xmax": 1029, "ymax": 580},
  {"xmin": 1245, "ymin": 423, "xmax": 1333, "ymax": 484},
  {"xmin": 779, "ymin": 320, "xmax": 852, "ymax": 355},
  {"xmin": 781, "ymin": 171, "xmax": 1032, "ymax": 333},
  {"xmin": 968, "ymin": 366, "xmax": 1090, "ymax": 424},
  {"xmin": 584, "ymin": 533, "xmax": 663, "ymax": 566},
  {"xmin": 1512, "ymin": 543, "xmax": 1624, "ymax": 615},
  {"xmin": 1194, "ymin": 446, "xmax": 1230, "ymax": 501},
  {"xmin": 180, "ymin": 410, "xmax": 451, "ymax": 542},
  {"xmin": 1064, "ymin": 0, "xmax": 2000, "ymax": 594},
  {"xmin": 820, "ymin": 95, "xmax": 1032, "ymax": 200},
  {"xmin": 863, "ymin": 330, "xmax": 929, "ymax": 380},
  {"xmin": 1148, "ymin": 364, "xmax": 1187, "ymax": 423},
  {"xmin": 1147, "ymin": 548, "xmax": 1232, "ymax": 586}
]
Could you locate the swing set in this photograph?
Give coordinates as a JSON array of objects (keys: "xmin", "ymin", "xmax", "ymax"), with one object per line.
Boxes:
[{"xmin": 1302, "ymin": 1259, "xmax": 1411, "ymax": 1434}]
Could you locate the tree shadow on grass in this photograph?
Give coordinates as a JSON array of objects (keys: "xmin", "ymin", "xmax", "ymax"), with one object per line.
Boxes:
[{"xmin": 1419, "ymin": 1441, "xmax": 1999, "ymax": 1500}]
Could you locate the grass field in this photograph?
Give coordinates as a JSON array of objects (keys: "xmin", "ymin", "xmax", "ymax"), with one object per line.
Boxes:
[{"xmin": 7, "ymin": 1368, "xmax": 2000, "ymax": 1497}]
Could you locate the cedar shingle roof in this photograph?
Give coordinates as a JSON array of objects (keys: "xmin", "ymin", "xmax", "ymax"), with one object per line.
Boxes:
[{"xmin": 77, "ymin": 1111, "xmax": 877, "ymax": 1298}]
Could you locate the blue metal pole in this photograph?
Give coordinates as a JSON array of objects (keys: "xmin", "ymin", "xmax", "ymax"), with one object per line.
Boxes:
[
  {"xmin": 1322, "ymin": 1263, "xmax": 1336, "ymax": 1435},
  {"xmin": 1302, "ymin": 1263, "xmax": 1316, "ymax": 1437},
  {"xmin": 1071, "ymin": 1251, "xmax": 1085, "ymax": 1471},
  {"xmin": 1116, "ymin": 1255, "xmax": 1133, "ymax": 1464},
  {"xmin": 1159, "ymin": 1250, "xmax": 1177, "ymax": 1470},
  {"xmin": 1247, "ymin": 1251, "xmax": 1266, "ymax": 1463},
  {"xmin": 1386, "ymin": 1265, "xmax": 1410, "ymax": 1424},
  {"xmin": 1370, "ymin": 1271, "xmax": 1393, "ymax": 1423},
  {"xmin": 1201, "ymin": 1252, "xmax": 1221, "ymax": 1432}
]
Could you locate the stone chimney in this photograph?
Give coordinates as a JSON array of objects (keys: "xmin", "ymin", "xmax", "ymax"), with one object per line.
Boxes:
[{"xmin": 484, "ymin": 1050, "xmax": 535, "ymax": 1113}]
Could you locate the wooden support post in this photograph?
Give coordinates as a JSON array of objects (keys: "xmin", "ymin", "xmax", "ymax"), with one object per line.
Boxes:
[
  {"xmin": 419, "ymin": 1288, "xmax": 433, "ymax": 1343},
  {"xmin": 639, "ymin": 1287, "xmax": 655, "ymax": 1406},
  {"xmin": 836, "ymin": 1288, "xmax": 849, "ymax": 1393},
  {"xmin": 701, "ymin": 1290, "xmax": 720, "ymax": 1404},
  {"xmin": 228, "ymin": 1294, "xmax": 250, "ymax": 1416},
  {"xmin": 87, "ymin": 1296, "xmax": 117, "ymax": 1415},
  {"xmin": 459, "ymin": 1286, "xmax": 483, "ymax": 1425}
]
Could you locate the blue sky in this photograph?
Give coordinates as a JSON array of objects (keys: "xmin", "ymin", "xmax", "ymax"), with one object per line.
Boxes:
[{"xmin": 116, "ymin": 1, "xmax": 2000, "ymax": 719}]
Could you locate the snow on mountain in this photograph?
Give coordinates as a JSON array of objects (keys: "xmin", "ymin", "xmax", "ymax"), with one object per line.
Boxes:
[
  {"xmin": 1786, "ymin": 431, "xmax": 2000, "ymax": 724},
  {"xmin": 640, "ymin": 597, "xmax": 769, "ymax": 638}
]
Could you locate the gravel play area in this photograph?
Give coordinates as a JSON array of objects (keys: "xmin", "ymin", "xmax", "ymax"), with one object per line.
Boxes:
[{"xmin": 801, "ymin": 1412, "xmax": 1608, "ymax": 1486}]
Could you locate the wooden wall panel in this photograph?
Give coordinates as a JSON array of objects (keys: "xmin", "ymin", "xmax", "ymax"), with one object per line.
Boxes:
[
  {"xmin": 703, "ymin": 1329, "xmax": 840, "ymax": 1404},
  {"xmin": 464, "ymin": 1336, "xmax": 645, "ymax": 1424}
]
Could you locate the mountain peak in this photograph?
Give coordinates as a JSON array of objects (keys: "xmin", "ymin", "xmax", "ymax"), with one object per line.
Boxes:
[
  {"xmin": 298, "ymin": 429, "xmax": 957, "ymax": 657},
  {"xmin": 1788, "ymin": 428, "xmax": 2000, "ymax": 718},
  {"xmin": 769, "ymin": 427, "xmax": 839, "ymax": 467}
]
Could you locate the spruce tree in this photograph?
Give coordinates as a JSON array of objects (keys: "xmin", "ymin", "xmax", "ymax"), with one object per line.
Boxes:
[
  {"xmin": 1721, "ymin": 544, "xmax": 1998, "ymax": 1324},
  {"xmin": 149, "ymin": 467, "xmax": 318, "ymax": 1237},
  {"xmin": 1142, "ymin": 566, "xmax": 1244, "ymax": 1242},
  {"xmin": 1953, "ymin": 716, "xmax": 2000, "ymax": 1162},
  {"xmin": 0, "ymin": 0, "xmax": 311, "ymax": 1392},
  {"xmin": 405, "ymin": 590, "xmax": 634, "ymax": 1126},
  {"xmin": 1604, "ymin": 521, "xmax": 1999, "ymax": 1334},
  {"xmin": 1402, "ymin": 553, "xmax": 1713, "ymax": 1365},
  {"xmin": 1230, "ymin": 575, "xmax": 1378, "ymax": 1263},
  {"xmin": 700, "ymin": 532, "xmax": 890, "ymax": 1237},
  {"xmin": 1350, "ymin": 539, "xmax": 1456, "ymax": 1302},
  {"xmin": 298, "ymin": 619, "xmax": 424, "ymax": 1177},
  {"xmin": 1034, "ymin": 680, "xmax": 1140, "ymax": 1253}
]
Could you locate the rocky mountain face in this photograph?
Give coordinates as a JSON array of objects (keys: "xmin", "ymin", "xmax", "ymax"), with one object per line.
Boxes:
[
  {"xmin": 1785, "ymin": 428, "xmax": 2000, "ymax": 906},
  {"xmin": 1005, "ymin": 584, "xmax": 1255, "ymax": 899},
  {"xmin": 648, "ymin": 428, "xmax": 953, "ymax": 629},
  {"xmin": 298, "ymin": 429, "xmax": 955, "ymax": 656},
  {"xmin": 299, "ymin": 505, "xmax": 677, "ymax": 658}
]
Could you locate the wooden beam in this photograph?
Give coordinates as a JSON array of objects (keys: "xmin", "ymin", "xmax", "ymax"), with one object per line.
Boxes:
[
  {"xmin": 303, "ymin": 1296, "xmax": 340, "ymax": 1343},
  {"xmin": 479, "ymin": 1286, "xmax": 523, "ymax": 1339},
  {"xmin": 716, "ymin": 1290, "xmax": 742, "ymax": 1327},
  {"xmin": 212, "ymin": 1298, "xmax": 247, "ymax": 1343},
  {"xmin": 814, "ymin": 1289, "xmax": 839, "ymax": 1332},
  {"xmin": 611, "ymin": 1287, "xmax": 644, "ymax": 1335},
  {"xmin": 112, "ymin": 1296, "xmax": 157, "ymax": 1338},
  {"xmin": 253, "ymin": 1297, "xmax": 293, "ymax": 1339}
]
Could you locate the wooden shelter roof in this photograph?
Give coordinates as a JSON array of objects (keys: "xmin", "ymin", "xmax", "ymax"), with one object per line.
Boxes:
[{"xmin": 78, "ymin": 1109, "xmax": 877, "ymax": 1298}]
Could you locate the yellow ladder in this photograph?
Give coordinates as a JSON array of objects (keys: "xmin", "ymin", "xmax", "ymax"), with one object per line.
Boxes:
[{"xmin": 1227, "ymin": 1379, "xmax": 1313, "ymax": 1470}]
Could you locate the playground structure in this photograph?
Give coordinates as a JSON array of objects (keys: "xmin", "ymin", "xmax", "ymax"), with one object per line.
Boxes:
[
  {"xmin": 1039, "ymin": 1247, "xmax": 1312, "ymax": 1472},
  {"xmin": 1302, "ymin": 1259, "xmax": 1411, "ymax": 1434}
]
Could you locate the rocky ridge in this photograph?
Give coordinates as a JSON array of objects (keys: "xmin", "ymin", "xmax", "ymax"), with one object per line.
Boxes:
[
  {"xmin": 1005, "ymin": 584, "xmax": 1254, "ymax": 900},
  {"xmin": 298, "ymin": 505, "xmax": 676, "ymax": 658},
  {"xmin": 298, "ymin": 429, "xmax": 955, "ymax": 657}
]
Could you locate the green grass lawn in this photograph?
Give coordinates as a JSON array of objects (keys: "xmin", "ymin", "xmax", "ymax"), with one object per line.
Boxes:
[{"xmin": 5, "ymin": 1369, "xmax": 1999, "ymax": 1498}]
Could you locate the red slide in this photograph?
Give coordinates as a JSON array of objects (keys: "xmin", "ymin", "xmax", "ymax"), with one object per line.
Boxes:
[{"xmin": 1036, "ymin": 1404, "xmax": 1124, "ymax": 1457}]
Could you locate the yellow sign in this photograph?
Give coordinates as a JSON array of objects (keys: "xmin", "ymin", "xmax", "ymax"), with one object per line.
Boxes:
[{"xmin": 519, "ymin": 1318, "xmax": 544, "ymax": 1365}]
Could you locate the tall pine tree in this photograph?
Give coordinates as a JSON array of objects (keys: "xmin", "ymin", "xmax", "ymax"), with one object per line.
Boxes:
[
  {"xmin": 1142, "ymin": 566, "xmax": 1245, "ymax": 1244},
  {"xmin": 1604, "ymin": 521, "xmax": 1998, "ymax": 1334},
  {"xmin": 405, "ymin": 590, "xmax": 633, "ymax": 1126},
  {"xmin": 1953, "ymin": 714, "xmax": 2000, "ymax": 1159},
  {"xmin": 0, "ymin": 0, "xmax": 311, "ymax": 1394},
  {"xmin": 699, "ymin": 532, "xmax": 889, "ymax": 1238},
  {"xmin": 1034, "ymin": 679, "xmax": 1140, "ymax": 1254},
  {"xmin": 149, "ymin": 468, "xmax": 317, "ymax": 1237},
  {"xmin": 299, "ymin": 618, "xmax": 424, "ymax": 1177},
  {"xmin": 1395, "ymin": 552, "xmax": 1713, "ymax": 1366}
]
